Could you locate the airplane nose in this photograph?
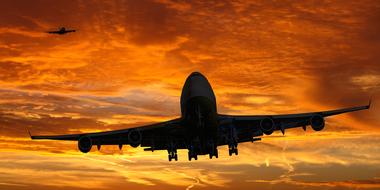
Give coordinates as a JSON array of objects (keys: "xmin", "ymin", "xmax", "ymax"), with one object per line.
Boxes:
[
  {"xmin": 181, "ymin": 72, "xmax": 215, "ymax": 101},
  {"xmin": 187, "ymin": 72, "xmax": 208, "ymax": 87},
  {"xmin": 189, "ymin": 72, "xmax": 204, "ymax": 78}
]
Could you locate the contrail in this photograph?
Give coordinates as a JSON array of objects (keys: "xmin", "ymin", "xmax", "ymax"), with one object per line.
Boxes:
[{"xmin": 185, "ymin": 176, "xmax": 200, "ymax": 190}]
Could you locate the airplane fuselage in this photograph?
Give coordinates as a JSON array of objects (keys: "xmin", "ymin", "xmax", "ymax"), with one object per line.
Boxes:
[
  {"xmin": 180, "ymin": 72, "xmax": 219, "ymax": 155},
  {"xmin": 47, "ymin": 27, "xmax": 75, "ymax": 35}
]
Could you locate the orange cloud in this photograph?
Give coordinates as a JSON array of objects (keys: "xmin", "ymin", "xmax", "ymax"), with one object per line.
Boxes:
[{"xmin": 0, "ymin": 0, "xmax": 379, "ymax": 190}]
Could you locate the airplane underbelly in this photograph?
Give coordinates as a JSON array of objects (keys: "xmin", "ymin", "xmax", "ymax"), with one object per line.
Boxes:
[{"xmin": 184, "ymin": 96, "xmax": 218, "ymax": 141}]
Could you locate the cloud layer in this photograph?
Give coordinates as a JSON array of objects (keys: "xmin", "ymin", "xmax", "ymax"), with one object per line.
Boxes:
[{"xmin": 0, "ymin": 0, "xmax": 380, "ymax": 189}]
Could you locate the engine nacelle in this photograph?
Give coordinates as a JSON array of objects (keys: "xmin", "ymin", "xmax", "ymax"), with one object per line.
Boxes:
[
  {"xmin": 260, "ymin": 118, "xmax": 275, "ymax": 135},
  {"xmin": 128, "ymin": 129, "xmax": 142, "ymax": 148},
  {"xmin": 310, "ymin": 114, "xmax": 325, "ymax": 131},
  {"xmin": 78, "ymin": 136, "xmax": 92, "ymax": 153}
]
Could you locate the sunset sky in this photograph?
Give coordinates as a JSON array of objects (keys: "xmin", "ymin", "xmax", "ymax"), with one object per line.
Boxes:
[{"xmin": 0, "ymin": 0, "xmax": 380, "ymax": 189}]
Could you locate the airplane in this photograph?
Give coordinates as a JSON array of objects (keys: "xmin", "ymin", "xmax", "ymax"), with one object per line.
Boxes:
[
  {"xmin": 46, "ymin": 27, "xmax": 76, "ymax": 35},
  {"xmin": 30, "ymin": 72, "xmax": 371, "ymax": 161}
]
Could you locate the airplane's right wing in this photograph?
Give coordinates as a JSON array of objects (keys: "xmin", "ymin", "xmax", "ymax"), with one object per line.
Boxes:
[{"xmin": 217, "ymin": 102, "xmax": 371, "ymax": 145}]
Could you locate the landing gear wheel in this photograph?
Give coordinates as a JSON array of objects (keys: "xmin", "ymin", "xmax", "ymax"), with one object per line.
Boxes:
[
  {"xmin": 228, "ymin": 143, "xmax": 238, "ymax": 156},
  {"xmin": 168, "ymin": 151, "xmax": 178, "ymax": 161},
  {"xmin": 188, "ymin": 151, "xmax": 197, "ymax": 161},
  {"xmin": 188, "ymin": 145, "xmax": 198, "ymax": 161},
  {"xmin": 209, "ymin": 148, "xmax": 218, "ymax": 159}
]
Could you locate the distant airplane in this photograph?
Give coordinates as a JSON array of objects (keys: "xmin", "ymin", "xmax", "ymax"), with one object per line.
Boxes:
[
  {"xmin": 30, "ymin": 72, "xmax": 371, "ymax": 161},
  {"xmin": 46, "ymin": 27, "xmax": 76, "ymax": 35}
]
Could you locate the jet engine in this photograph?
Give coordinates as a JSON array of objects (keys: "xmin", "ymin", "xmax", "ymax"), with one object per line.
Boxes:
[
  {"xmin": 78, "ymin": 136, "xmax": 92, "ymax": 153},
  {"xmin": 310, "ymin": 114, "xmax": 325, "ymax": 131},
  {"xmin": 260, "ymin": 118, "xmax": 275, "ymax": 135},
  {"xmin": 128, "ymin": 129, "xmax": 142, "ymax": 148}
]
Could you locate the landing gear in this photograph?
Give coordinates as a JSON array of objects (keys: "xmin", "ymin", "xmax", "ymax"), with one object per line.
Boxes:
[
  {"xmin": 167, "ymin": 141, "xmax": 178, "ymax": 162},
  {"xmin": 208, "ymin": 140, "xmax": 218, "ymax": 159},
  {"xmin": 228, "ymin": 143, "xmax": 238, "ymax": 156},
  {"xmin": 168, "ymin": 149, "xmax": 178, "ymax": 162},
  {"xmin": 229, "ymin": 148, "xmax": 238, "ymax": 156},
  {"xmin": 225, "ymin": 124, "xmax": 238, "ymax": 156},
  {"xmin": 188, "ymin": 145, "xmax": 198, "ymax": 161},
  {"xmin": 209, "ymin": 148, "xmax": 218, "ymax": 159},
  {"xmin": 188, "ymin": 152, "xmax": 198, "ymax": 161}
]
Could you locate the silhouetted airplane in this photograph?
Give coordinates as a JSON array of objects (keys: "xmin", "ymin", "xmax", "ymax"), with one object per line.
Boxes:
[
  {"xmin": 30, "ymin": 72, "xmax": 371, "ymax": 161},
  {"xmin": 46, "ymin": 27, "xmax": 76, "ymax": 35}
]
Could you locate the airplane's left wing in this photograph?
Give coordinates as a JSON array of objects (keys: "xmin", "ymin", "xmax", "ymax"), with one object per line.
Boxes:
[
  {"xmin": 46, "ymin": 31, "xmax": 59, "ymax": 34},
  {"xmin": 217, "ymin": 102, "xmax": 371, "ymax": 145},
  {"xmin": 30, "ymin": 117, "xmax": 185, "ymax": 152}
]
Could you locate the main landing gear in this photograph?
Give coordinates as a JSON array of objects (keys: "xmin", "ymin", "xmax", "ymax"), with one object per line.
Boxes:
[
  {"xmin": 188, "ymin": 145, "xmax": 198, "ymax": 161},
  {"xmin": 208, "ymin": 141, "xmax": 218, "ymax": 159},
  {"xmin": 228, "ymin": 143, "xmax": 238, "ymax": 156},
  {"xmin": 209, "ymin": 148, "xmax": 218, "ymax": 159},
  {"xmin": 168, "ymin": 149, "xmax": 178, "ymax": 161}
]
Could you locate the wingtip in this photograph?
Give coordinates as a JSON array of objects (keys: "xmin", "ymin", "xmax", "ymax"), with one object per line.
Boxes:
[
  {"xmin": 367, "ymin": 97, "xmax": 372, "ymax": 109},
  {"xmin": 26, "ymin": 128, "xmax": 33, "ymax": 139}
]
